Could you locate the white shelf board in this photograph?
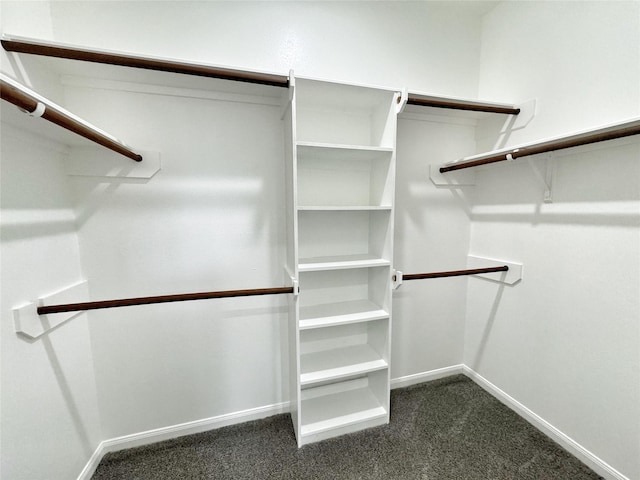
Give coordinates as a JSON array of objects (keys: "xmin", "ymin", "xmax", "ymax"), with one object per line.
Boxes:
[
  {"xmin": 298, "ymin": 206, "xmax": 392, "ymax": 211},
  {"xmin": 300, "ymin": 385, "xmax": 387, "ymax": 437},
  {"xmin": 300, "ymin": 344, "xmax": 388, "ymax": 386},
  {"xmin": 299, "ymin": 300, "xmax": 389, "ymax": 330},
  {"xmin": 298, "ymin": 254, "xmax": 390, "ymax": 272},
  {"xmin": 297, "ymin": 141, "xmax": 393, "ymax": 157}
]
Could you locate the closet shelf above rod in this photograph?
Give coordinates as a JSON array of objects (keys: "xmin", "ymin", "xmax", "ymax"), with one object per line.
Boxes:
[
  {"xmin": 1, "ymin": 73, "xmax": 143, "ymax": 161},
  {"xmin": 3, "ymin": 35, "xmax": 521, "ymax": 111},
  {"xmin": 392, "ymin": 266, "xmax": 511, "ymax": 290},
  {"xmin": 37, "ymin": 286, "xmax": 295, "ymax": 315},
  {"xmin": 406, "ymin": 94, "xmax": 521, "ymax": 115},
  {"xmin": 1, "ymin": 34, "xmax": 290, "ymax": 88},
  {"xmin": 393, "ymin": 266, "xmax": 508, "ymax": 283},
  {"xmin": 440, "ymin": 118, "xmax": 640, "ymax": 173}
]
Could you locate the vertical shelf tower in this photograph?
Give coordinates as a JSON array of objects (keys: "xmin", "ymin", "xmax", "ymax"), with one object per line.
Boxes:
[{"xmin": 284, "ymin": 73, "xmax": 401, "ymax": 446}]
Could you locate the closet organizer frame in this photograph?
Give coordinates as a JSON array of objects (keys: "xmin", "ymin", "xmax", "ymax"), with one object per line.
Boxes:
[
  {"xmin": 284, "ymin": 73, "xmax": 404, "ymax": 447},
  {"xmin": 5, "ymin": 34, "xmax": 528, "ymax": 442}
]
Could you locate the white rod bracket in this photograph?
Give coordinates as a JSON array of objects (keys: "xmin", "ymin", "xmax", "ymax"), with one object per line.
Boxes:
[
  {"xmin": 430, "ymin": 164, "xmax": 476, "ymax": 187},
  {"xmin": 13, "ymin": 281, "xmax": 89, "ymax": 339},
  {"xmin": 281, "ymin": 69, "xmax": 295, "ymax": 120},
  {"xmin": 65, "ymin": 147, "xmax": 160, "ymax": 179},
  {"xmin": 28, "ymin": 101, "xmax": 46, "ymax": 117},
  {"xmin": 467, "ymin": 256, "xmax": 523, "ymax": 285},
  {"xmin": 526, "ymin": 153, "xmax": 555, "ymax": 203},
  {"xmin": 396, "ymin": 88, "xmax": 408, "ymax": 114},
  {"xmin": 288, "ymin": 69, "xmax": 295, "ymax": 103},
  {"xmin": 392, "ymin": 270, "xmax": 403, "ymax": 290},
  {"xmin": 291, "ymin": 277, "xmax": 299, "ymax": 296}
]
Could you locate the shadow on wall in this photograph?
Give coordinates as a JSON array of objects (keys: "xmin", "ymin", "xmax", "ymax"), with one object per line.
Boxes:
[
  {"xmin": 469, "ymin": 139, "xmax": 640, "ymax": 228},
  {"xmin": 41, "ymin": 318, "xmax": 95, "ymax": 459},
  {"xmin": 468, "ymin": 281, "xmax": 506, "ymax": 371}
]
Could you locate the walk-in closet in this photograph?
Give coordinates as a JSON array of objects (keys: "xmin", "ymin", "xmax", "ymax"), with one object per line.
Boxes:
[{"xmin": 1, "ymin": 2, "xmax": 638, "ymax": 479}]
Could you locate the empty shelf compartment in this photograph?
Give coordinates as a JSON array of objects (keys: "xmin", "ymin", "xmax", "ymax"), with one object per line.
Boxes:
[
  {"xmin": 297, "ymin": 143, "xmax": 393, "ymax": 208},
  {"xmin": 300, "ymin": 378, "xmax": 387, "ymax": 438}
]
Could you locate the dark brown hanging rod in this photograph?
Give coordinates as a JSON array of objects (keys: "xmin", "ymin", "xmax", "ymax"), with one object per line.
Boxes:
[
  {"xmin": 37, "ymin": 286, "xmax": 294, "ymax": 315},
  {"xmin": 396, "ymin": 266, "xmax": 509, "ymax": 282},
  {"xmin": 1, "ymin": 76, "xmax": 143, "ymax": 161},
  {"xmin": 440, "ymin": 122, "xmax": 640, "ymax": 173},
  {"xmin": 2, "ymin": 35, "xmax": 290, "ymax": 88},
  {"xmin": 407, "ymin": 96, "xmax": 521, "ymax": 115}
]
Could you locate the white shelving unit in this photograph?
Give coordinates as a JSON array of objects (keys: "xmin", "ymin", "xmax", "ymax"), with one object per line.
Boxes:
[{"xmin": 284, "ymin": 74, "xmax": 400, "ymax": 447}]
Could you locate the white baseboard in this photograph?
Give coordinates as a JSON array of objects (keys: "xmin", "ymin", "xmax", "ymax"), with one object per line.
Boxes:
[
  {"xmin": 462, "ymin": 366, "xmax": 630, "ymax": 480},
  {"xmin": 77, "ymin": 401, "xmax": 289, "ymax": 480},
  {"xmin": 77, "ymin": 443, "xmax": 106, "ymax": 480},
  {"xmin": 391, "ymin": 364, "xmax": 464, "ymax": 389},
  {"xmin": 78, "ymin": 366, "xmax": 630, "ymax": 480}
]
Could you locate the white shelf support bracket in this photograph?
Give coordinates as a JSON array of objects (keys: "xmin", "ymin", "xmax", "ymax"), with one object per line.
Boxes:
[
  {"xmin": 13, "ymin": 281, "xmax": 89, "ymax": 339},
  {"xmin": 467, "ymin": 256, "xmax": 523, "ymax": 285},
  {"xmin": 526, "ymin": 153, "xmax": 556, "ymax": 203},
  {"xmin": 396, "ymin": 88, "xmax": 408, "ymax": 114},
  {"xmin": 281, "ymin": 69, "xmax": 295, "ymax": 120},
  {"xmin": 511, "ymin": 98, "xmax": 537, "ymax": 130},
  {"xmin": 65, "ymin": 147, "xmax": 161, "ymax": 179},
  {"xmin": 392, "ymin": 270, "xmax": 403, "ymax": 290},
  {"xmin": 429, "ymin": 164, "xmax": 476, "ymax": 187},
  {"xmin": 288, "ymin": 69, "xmax": 295, "ymax": 103}
]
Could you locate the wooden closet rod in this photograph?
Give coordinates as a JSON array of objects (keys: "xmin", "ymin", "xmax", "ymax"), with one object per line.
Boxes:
[
  {"xmin": 2, "ymin": 35, "xmax": 289, "ymax": 88},
  {"xmin": 397, "ymin": 266, "xmax": 509, "ymax": 281},
  {"xmin": 37, "ymin": 286, "xmax": 295, "ymax": 315},
  {"xmin": 1, "ymin": 75, "xmax": 143, "ymax": 161},
  {"xmin": 407, "ymin": 96, "xmax": 521, "ymax": 115},
  {"xmin": 440, "ymin": 122, "xmax": 640, "ymax": 173}
]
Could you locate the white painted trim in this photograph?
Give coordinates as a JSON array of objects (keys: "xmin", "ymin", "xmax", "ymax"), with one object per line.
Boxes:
[
  {"xmin": 391, "ymin": 364, "xmax": 464, "ymax": 389},
  {"xmin": 77, "ymin": 401, "xmax": 289, "ymax": 480},
  {"xmin": 462, "ymin": 366, "xmax": 630, "ymax": 480},
  {"xmin": 78, "ymin": 367, "xmax": 630, "ymax": 480},
  {"xmin": 76, "ymin": 444, "xmax": 106, "ymax": 480}
]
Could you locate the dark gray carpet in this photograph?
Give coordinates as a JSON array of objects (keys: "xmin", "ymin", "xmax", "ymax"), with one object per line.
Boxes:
[{"xmin": 92, "ymin": 375, "xmax": 603, "ymax": 479}]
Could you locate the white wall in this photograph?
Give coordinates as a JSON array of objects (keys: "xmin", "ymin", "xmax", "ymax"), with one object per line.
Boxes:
[
  {"xmin": 45, "ymin": 0, "xmax": 485, "ymax": 97},
  {"xmin": 393, "ymin": 113, "xmax": 476, "ymax": 378},
  {"xmin": 1, "ymin": 4, "xmax": 103, "ymax": 480},
  {"xmin": 64, "ymin": 80, "xmax": 289, "ymax": 439},
  {"xmin": 467, "ymin": 2, "xmax": 640, "ymax": 479},
  {"xmin": 0, "ymin": 128, "xmax": 103, "ymax": 479}
]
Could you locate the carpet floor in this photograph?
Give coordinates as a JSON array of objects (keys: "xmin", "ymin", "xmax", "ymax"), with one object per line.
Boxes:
[{"xmin": 92, "ymin": 375, "xmax": 603, "ymax": 479}]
